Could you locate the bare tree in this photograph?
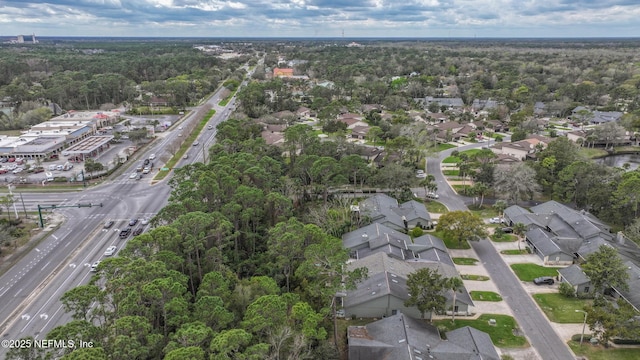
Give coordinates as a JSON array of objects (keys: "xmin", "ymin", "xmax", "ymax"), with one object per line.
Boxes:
[{"xmin": 493, "ymin": 163, "xmax": 541, "ymax": 205}]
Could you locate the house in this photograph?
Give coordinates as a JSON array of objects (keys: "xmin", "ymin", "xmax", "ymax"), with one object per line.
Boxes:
[
  {"xmin": 410, "ymin": 234, "xmax": 455, "ymax": 266},
  {"xmin": 348, "ymin": 313, "xmax": 500, "ymax": 360},
  {"xmin": 295, "ymin": 107, "xmax": 311, "ymax": 119},
  {"xmin": 350, "ymin": 125, "xmax": 369, "ymax": 140},
  {"xmin": 491, "ymin": 136, "xmax": 548, "ymax": 160},
  {"xmin": 415, "ymin": 96, "xmax": 465, "ymax": 112},
  {"xmin": 273, "ymin": 68, "xmax": 294, "ymax": 77},
  {"xmin": 471, "ymin": 99, "xmax": 499, "ymax": 117},
  {"xmin": 558, "ymin": 265, "xmax": 592, "ymax": 295},
  {"xmin": 525, "ymin": 228, "xmax": 575, "ymax": 265},
  {"xmin": 504, "ymin": 201, "xmax": 614, "ymax": 264},
  {"xmin": 567, "ymin": 130, "xmax": 587, "ymax": 144},
  {"xmin": 356, "ymin": 193, "xmax": 431, "ymax": 231},
  {"xmin": 342, "ymin": 223, "xmax": 413, "ymax": 261},
  {"xmin": 343, "ymin": 252, "xmax": 473, "ymax": 319},
  {"xmin": 611, "ymin": 261, "xmax": 640, "ymax": 312}
]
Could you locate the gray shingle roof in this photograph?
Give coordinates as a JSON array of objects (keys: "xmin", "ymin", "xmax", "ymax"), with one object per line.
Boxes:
[
  {"xmin": 348, "ymin": 313, "xmax": 499, "ymax": 360},
  {"xmin": 526, "ymin": 228, "xmax": 572, "ymax": 257},
  {"xmin": 558, "ymin": 265, "xmax": 590, "ymax": 286},
  {"xmin": 342, "ymin": 223, "xmax": 412, "ymax": 260},
  {"xmin": 394, "ymin": 200, "xmax": 431, "ymax": 224},
  {"xmin": 617, "ymin": 261, "xmax": 640, "ymax": 311},
  {"xmin": 358, "ymin": 193, "xmax": 400, "ymax": 223}
]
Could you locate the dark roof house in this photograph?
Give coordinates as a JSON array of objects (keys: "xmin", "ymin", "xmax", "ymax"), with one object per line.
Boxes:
[{"xmin": 348, "ymin": 312, "xmax": 500, "ymax": 360}]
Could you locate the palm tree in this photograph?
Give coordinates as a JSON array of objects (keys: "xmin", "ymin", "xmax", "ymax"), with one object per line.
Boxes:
[
  {"xmin": 472, "ymin": 182, "xmax": 489, "ymax": 207},
  {"xmin": 493, "ymin": 199, "xmax": 508, "ymax": 217},
  {"xmin": 513, "ymin": 222, "xmax": 527, "ymax": 251},
  {"xmin": 446, "ymin": 277, "xmax": 465, "ymax": 323}
]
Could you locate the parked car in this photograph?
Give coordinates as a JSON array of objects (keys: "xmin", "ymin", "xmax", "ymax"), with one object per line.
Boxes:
[
  {"xmin": 119, "ymin": 228, "xmax": 131, "ymax": 238},
  {"xmin": 416, "ymin": 169, "xmax": 427, "ymax": 178},
  {"xmin": 426, "ymin": 192, "xmax": 439, "ymax": 199},
  {"xmin": 183, "ymin": 154, "xmax": 189, "ymax": 159},
  {"xmin": 207, "ymin": 125, "xmax": 213, "ymax": 130},
  {"xmin": 128, "ymin": 218, "xmax": 138, "ymax": 226},
  {"xmin": 33, "ymin": 167, "xmax": 45, "ymax": 173},
  {"xmin": 533, "ymin": 276, "xmax": 555, "ymax": 285},
  {"xmin": 103, "ymin": 220, "xmax": 115, "ymax": 229},
  {"xmin": 501, "ymin": 227, "xmax": 514, "ymax": 233},
  {"xmin": 133, "ymin": 228, "xmax": 144, "ymax": 236},
  {"xmin": 489, "ymin": 217, "xmax": 503, "ymax": 224},
  {"xmin": 104, "ymin": 246, "xmax": 117, "ymax": 256}
]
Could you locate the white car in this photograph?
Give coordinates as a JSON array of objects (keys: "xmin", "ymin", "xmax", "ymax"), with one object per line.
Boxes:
[
  {"xmin": 489, "ymin": 217, "xmax": 504, "ymax": 224},
  {"xmin": 141, "ymin": 218, "xmax": 149, "ymax": 225},
  {"xmin": 90, "ymin": 261, "xmax": 101, "ymax": 272},
  {"xmin": 149, "ymin": 154, "xmax": 156, "ymax": 160},
  {"xmin": 129, "ymin": 172, "xmax": 138, "ymax": 179},
  {"xmin": 104, "ymin": 246, "xmax": 117, "ymax": 256},
  {"xmin": 426, "ymin": 192, "xmax": 439, "ymax": 199},
  {"xmin": 416, "ymin": 170, "xmax": 427, "ymax": 178},
  {"xmin": 178, "ymin": 126, "xmax": 183, "ymax": 130}
]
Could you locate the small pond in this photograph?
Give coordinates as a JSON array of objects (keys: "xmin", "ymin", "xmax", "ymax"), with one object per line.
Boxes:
[{"xmin": 594, "ymin": 153, "xmax": 640, "ymax": 170}]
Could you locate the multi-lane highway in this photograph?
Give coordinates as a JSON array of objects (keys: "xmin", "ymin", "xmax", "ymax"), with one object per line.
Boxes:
[{"xmin": 0, "ymin": 73, "xmax": 243, "ymax": 357}]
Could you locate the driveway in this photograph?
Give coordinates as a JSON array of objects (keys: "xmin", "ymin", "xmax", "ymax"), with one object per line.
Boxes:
[{"xmin": 421, "ymin": 146, "xmax": 577, "ymax": 360}]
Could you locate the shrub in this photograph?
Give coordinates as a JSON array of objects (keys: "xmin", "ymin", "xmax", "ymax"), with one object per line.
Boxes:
[
  {"xmin": 411, "ymin": 227, "xmax": 424, "ymax": 238},
  {"xmin": 571, "ymin": 334, "xmax": 592, "ymax": 342},
  {"xmin": 559, "ymin": 282, "xmax": 576, "ymax": 297}
]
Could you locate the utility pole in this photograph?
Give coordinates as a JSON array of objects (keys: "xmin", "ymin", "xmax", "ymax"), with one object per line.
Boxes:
[
  {"xmin": 37, "ymin": 203, "xmax": 103, "ymax": 228},
  {"xmin": 19, "ymin": 193, "xmax": 27, "ymax": 218},
  {"xmin": 7, "ymin": 184, "xmax": 18, "ymax": 219}
]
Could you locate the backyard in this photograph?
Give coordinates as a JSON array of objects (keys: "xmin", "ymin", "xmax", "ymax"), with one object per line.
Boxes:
[
  {"xmin": 532, "ymin": 293, "xmax": 591, "ymax": 323},
  {"xmin": 511, "ymin": 263, "xmax": 562, "ymax": 282},
  {"xmin": 435, "ymin": 314, "xmax": 527, "ymax": 348}
]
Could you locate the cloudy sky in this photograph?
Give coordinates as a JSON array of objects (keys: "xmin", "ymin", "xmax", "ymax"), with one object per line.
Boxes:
[{"xmin": 1, "ymin": 0, "xmax": 639, "ymax": 38}]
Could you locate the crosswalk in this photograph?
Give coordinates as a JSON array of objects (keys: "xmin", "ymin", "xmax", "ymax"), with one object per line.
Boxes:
[{"xmin": 85, "ymin": 213, "xmax": 156, "ymax": 220}]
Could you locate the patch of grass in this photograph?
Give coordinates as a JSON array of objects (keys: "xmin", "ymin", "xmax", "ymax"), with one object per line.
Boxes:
[
  {"xmin": 578, "ymin": 147, "xmax": 608, "ymax": 159},
  {"xmin": 491, "ymin": 233, "xmax": 518, "ymax": 242},
  {"xmin": 569, "ymin": 342, "xmax": 640, "ymax": 360},
  {"xmin": 470, "ymin": 291, "xmax": 503, "ymax": 302},
  {"xmin": 533, "ymin": 293, "xmax": 592, "ymax": 323},
  {"xmin": 424, "ymin": 201, "xmax": 448, "ymax": 213},
  {"xmin": 510, "ymin": 263, "xmax": 561, "ymax": 282},
  {"xmin": 453, "ymin": 257, "xmax": 478, "ymax": 265},
  {"xmin": 461, "ymin": 274, "xmax": 490, "ymax": 281},
  {"xmin": 501, "ymin": 249, "xmax": 528, "ymax": 255},
  {"xmin": 468, "ymin": 205, "xmax": 500, "ymax": 219},
  {"xmin": 442, "ymin": 156, "xmax": 460, "ymax": 164},
  {"xmin": 435, "ymin": 314, "xmax": 527, "ymax": 348},
  {"xmin": 442, "ymin": 169, "xmax": 460, "ymax": 176},
  {"xmin": 435, "ymin": 143, "xmax": 456, "ymax": 152},
  {"xmin": 452, "ymin": 184, "xmax": 471, "ymax": 194},
  {"xmin": 431, "ymin": 230, "xmax": 470, "ymax": 249}
]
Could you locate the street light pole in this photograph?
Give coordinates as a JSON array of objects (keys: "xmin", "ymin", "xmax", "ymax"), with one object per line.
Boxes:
[
  {"xmin": 575, "ymin": 310, "xmax": 588, "ymax": 345},
  {"xmin": 7, "ymin": 184, "xmax": 19, "ymax": 219}
]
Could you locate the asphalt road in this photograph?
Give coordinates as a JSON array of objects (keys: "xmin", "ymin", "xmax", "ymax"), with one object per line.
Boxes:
[
  {"xmin": 424, "ymin": 143, "xmax": 576, "ymax": 360},
  {"xmin": 0, "ymin": 72, "xmax": 244, "ymax": 357}
]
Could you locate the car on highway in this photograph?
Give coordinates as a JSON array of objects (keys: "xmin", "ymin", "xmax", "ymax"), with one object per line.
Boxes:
[
  {"xmin": 104, "ymin": 246, "xmax": 117, "ymax": 256},
  {"xmin": 149, "ymin": 154, "xmax": 156, "ymax": 160},
  {"xmin": 103, "ymin": 220, "xmax": 115, "ymax": 229},
  {"xmin": 142, "ymin": 167, "xmax": 150, "ymax": 174},
  {"xmin": 90, "ymin": 261, "xmax": 101, "ymax": 272},
  {"xmin": 128, "ymin": 218, "xmax": 138, "ymax": 226},
  {"xmin": 144, "ymin": 159, "xmax": 150, "ymax": 166},
  {"xmin": 119, "ymin": 228, "xmax": 131, "ymax": 238},
  {"xmin": 136, "ymin": 165, "xmax": 143, "ymax": 172},
  {"xmin": 208, "ymin": 125, "xmax": 213, "ymax": 130},
  {"xmin": 489, "ymin": 217, "xmax": 503, "ymax": 224},
  {"xmin": 533, "ymin": 276, "xmax": 555, "ymax": 285},
  {"xmin": 141, "ymin": 218, "xmax": 149, "ymax": 225},
  {"xmin": 193, "ymin": 141, "xmax": 199, "ymax": 146},
  {"xmin": 183, "ymin": 154, "xmax": 189, "ymax": 159},
  {"xmin": 133, "ymin": 228, "xmax": 144, "ymax": 236},
  {"xmin": 178, "ymin": 126, "xmax": 183, "ymax": 130},
  {"xmin": 129, "ymin": 172, "xmax": 138, "ymax": 179}
]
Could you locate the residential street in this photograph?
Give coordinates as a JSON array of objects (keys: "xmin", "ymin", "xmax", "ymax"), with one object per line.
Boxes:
[{"xmin": 423, "ymin": 144, "xmax": 578, "ymax": 360}]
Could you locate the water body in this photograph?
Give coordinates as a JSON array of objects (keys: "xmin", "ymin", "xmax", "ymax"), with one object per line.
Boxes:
[{"xmin": 594, "ymin": 153, "xmax": 640, "ymax": 170}]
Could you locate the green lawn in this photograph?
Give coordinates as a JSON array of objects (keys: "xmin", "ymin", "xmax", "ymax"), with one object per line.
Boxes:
[
  {"xmin": 442, "ymin": 169, "xmax": 460, "ymax": 176},
  {"xmin": 461, "ymin": 274, "xmax": 490, "ymax": 281},
  {"xmin": 501, "ymin": 249, "xmax": 528, "ymax": 255},
  {"xmin": 510, "ymin": 263, "xmax": 561, "ymax": 282},
  {"xmin": 470, "ymin": 291, "xmax": 503, "ymax": 302},
  {"xmin": 431, "ymin": 230, "xmax": 470, "ymax": 249},
  {"xmin": 435, "ymin": 143, "xmax": 456, "ymax": 152},
  {"xmin": 578, "ymin": 147, "xmax": 608, "ymax": 159},
  {"xmin": 424, "ymin": 201, "xmax": 448, "ymax": 214},
  {"xmin": 491, "ymin": 233, "xmax": 518, "ymax": 242},
  {"xmin": 569, "ymin": 342, "xmax": 640, "ymax": 360},
  {"xmin": 442, "ymin": 156, "xmax": 460, "ymax": 164},
  {"xmin": 532, "ymin": 293, "xmax": 591, "ymax": 323},
  {"xmin": 453, "ymin": 257, "xmax": 478, "ymax": 265},
  {"xmin": 468, "ymin": 205, "xmax": 500, "ymax": 219},
  {"xmin": 435, "ymin": 314, "xmax": 527, "ymax": 348}
]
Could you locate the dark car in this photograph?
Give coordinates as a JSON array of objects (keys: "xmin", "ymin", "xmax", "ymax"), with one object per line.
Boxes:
[
  {"xmin": 128, "ymin": 218, "xmax": 138, "ymax": 226},
  {"xmin": 119, "ymin": 228, "xmax": 131, "ymax": 238},
  {"xmin": 144, "ymin": 159, "xmax": 150, "ymax": 166},
  {"xmin": 533, "ymin": 276, "xmax": 555, "ymax": 285},
  {"xmin": 103, "ymin": 220, "xmax": 115, "ymax": 229},
  {"xmin": 501, "ymin": 227, "xmax": 514, "ymax": 234},
  {"xmin": 133, "ymin": 228, "xmax": 144, "ymax": 236}
]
